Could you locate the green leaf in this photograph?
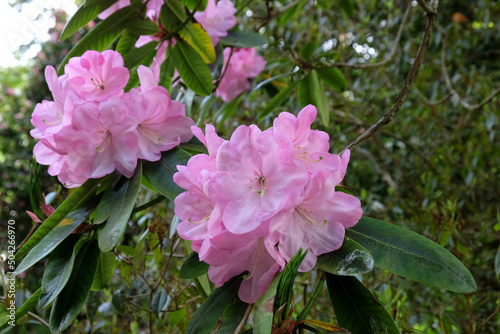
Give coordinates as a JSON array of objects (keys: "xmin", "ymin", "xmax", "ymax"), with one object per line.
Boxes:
[
  {"xmin": 91, "ymin": 251, "xmax": 116, "ymax": 291},
  {"xmin": 173, "ymin": 40, "xmax": 213, "ymax": 95},
  {"xmin": 0, "ymin": 288, "xmax": 41, "ymax": 329},
  {"xmin": 123, "ymin": 41, "xmax": 159, "ymax": 70},
  {"xmin": 168, "ymin": 307, "xmax": 186, "ymax": 327},
  {"xmin": 258, "ymin": 80, "xmax": 299, "ymax": 121},
  {"xmin": 98, "ymin": 163, "xmax": 142, "ymax": 253},
  {"xmin": 116, "ymin": 30, "xmax": 140, "ymax": 55},
  {"xmin": 60, "ymin": 0, "xmax": 118, "ymax": 40},
  {"xmin": 326, "ymin": 274, "xmax": 400, "ymax": 334},
  {"xmin": 152, "ymin": 288, "xmax": 170, "ymax": 317},
  {"xmin": 179, "ymin": 252, "xmax": 209, "ymax": 279},
  {"xmin": 159, "ymin": 47, "xmax": 175, "ymax": 91},
  {"xmin": 16, "ymin": 176, "xmax": 106, "ymax": 261},
  {"xmin": 182, "ymin": 0, "xmax": 208, "ymax": 11},
  {"xmin": 495, "ymin": 246, "xmax": 500, "ymax": 278},
  {"xmin": 316, "ymin": 237, "xmax": 374, "ymax": 276},
  {"xmin": 163, "ymin": 0, "xmax": 215, "ymax": 63},
  {"xmin": 185, "ymin": 275, "xmax": 243, "ymax": 334},
  {"xmin": 28, "ymin": 160, "xmax": 44, "ymax": 220},
  {"xmin": 254, "ymin": 273, "xmax": 281, "ymax": 333},
  {"xmin": 218, "ymin": 298, "xmax": 249, "ymax": 334},
  {"xmin": 49, "ymin": 239, "xmax": 100, "ymax": 334},
  {"xmin": 298, "ymin": 70, "xmax": 329, "ymax": 126},
  {"xmin": 142, "ymin": 147, "xmax": 193, "ymax": 201},
  {"xmin": 300, "ymin": 39, "xmax": 318, "ymax": 61},
  {"xmin": 317, "ymin": 67, "xmax": 348, "ymax": 92},
  {"xmin": 278, "ymin": 1, "xmax": 305, "ymax": 26},
  {"xmin": 125, "ymin": 16, "xmax": 159, "ymax": 36},
  {"xmin": 39, "ymin": 235, "xmax": 81, "ymax": 308},
  {"xmin": 57, "ymin": 6, "xmax": 141, "ymax": 75},
  {"xmin": 112, "ymin": 290, "xmax": 126, "ymax": 315},
  {"xmin": 15, "ymin": 207, "xmax": 91, "ymax": 275},
  {"xmin": 220, "ymin": 30, "xmax": 268, "ymax": 48},
  {"xmin": 346, "ymin": 217, "xmax": 477, "ymax": 293}
]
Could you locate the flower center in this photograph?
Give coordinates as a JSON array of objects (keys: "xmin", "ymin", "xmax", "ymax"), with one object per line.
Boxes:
[
  {"xmin": 90, "ymin": 77, "xmax": 105, "ymax": 90},
  {"xmin": 249, "ymin": 174, "xmax": 267, "ymax": 197},
  {"xmin": 294, "ymin": 206, "xmax": 327, "ymax": 226},
  {"xmin": 138, "ymin": 124, "xmax": 161, "ymax": 143},
  {"xmin": 96, "ymin": 130, "xmax": 112, "ymax": 152},
  {"xmin": 294, "ymin": 145, "xmax": 323, "ymax": 162}
]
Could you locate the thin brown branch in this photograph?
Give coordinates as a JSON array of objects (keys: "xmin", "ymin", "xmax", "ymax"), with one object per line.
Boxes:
[
  {"xmin": 416, "ymin": 0, "xmax": 436, "ymax": 14},
  {"xmin": 343, "ymin": 1, "xmax": 439, "ymax": 152},
  {"xmin": 234, "ymin": 303, "xmax": 254, "ymax": 334},
  {"xmin": 317, "ymin": 2, "xmax": 412, "ymax": 69},
  {"xmin": 481, "ymin": 291, "xmax": 500, "ymax": 326},
  {"xmin": 27, "ymin": 311, "xmax": 50, "ymax": 328},
  {"xmin": 413, "ymin": 86, "xmax": 452, "ymax": 106}
]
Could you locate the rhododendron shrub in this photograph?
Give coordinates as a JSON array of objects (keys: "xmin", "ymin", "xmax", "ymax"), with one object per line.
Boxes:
[
  {"xmin": 30, "ymin": 51, "xmax": 193, "ymax": 187},
  {"xmin": 174, "ymin": 105, "xmax": 363, "ymax": 302},
  {"xmin": 15, "ymin": 1, "xmax": 479, "ymax": 333}
]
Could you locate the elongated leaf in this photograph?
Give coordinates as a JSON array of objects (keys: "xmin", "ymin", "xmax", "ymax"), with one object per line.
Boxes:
[
  {"xmin": 0, "ymin": 288, "xmax": 41, "ymax": 329},
  {"xmin": 220, "ymin": 30, "xmax": 268, "ymax": 48},
  {"xmin": 346, "ymin": 217, "xmax": 477, "ymax": 293},
  {"xmin": 340, "ymin": 0, "xmax": 355, "ymax": 17},
  {"xmin": 16, "ymin": 176, "xmax": 106, "ymax": 261},
  {"xmin": 163, "ymin": 0, "xmax": 215, "ymax": 63},
  {"xmin": 91, "ymin": 251, "xmax": 116, "ymax": 291},
  {"xmin": 218, "ymin": 298, "xmax": 249, "ymax": 334},
  {"xmin": 298, "ymin": 70, "xmax": 329, "ymax": 126},
  {"xmin": 300, "ymin": 39, "xmax": 318, "ymax": 61},
  {"xmin": 49, "ymin": 239, "xmax": 100, "ymax": 333},
  {"xmin": 316, "ymin": 237, "xmax": 374, "ymax": 276},
  {"xmin": 60, "ymin": 0, "xmax": 118, "ymax": 40},
  {"xmin": 142, "ymin": 147, "xmax": 192, "ymax": 201},
  {"xmin": 182, "ymin": 0, "xmax": 208, "ymax": 11},
  {"xmin": 125, "ymin": 16, "xmax": 159, "ymax": 36},
  {"xmin": 179, "ymin": 252, "xmax": 209, "ymax": 279},
  {"xmin": 152, "ymin": 288, "xmax": 171, "ymax": 317},
  {"xmin": 185, "ymin": 276, "xmax": 243, "ymax": 334},
  {"xmin": 317, "ymin": 67, "xmax": 348, "ymax": 92},
  {"xmin": 123, "ymin": 41, "xmax": 159, "ymax": 70},
  {"xmin": 258, "ymin": 80, "xmax": 299, "ymax": 121},
  {"xmin": 278, "ymin": 1, "xmax": 305, "ymax": 26},
  {"xmin": 39, "ymin": 235, "xmax": 81, "ymax": 308},
  {"xmin": 326, "ymin": 274, "xmax": 400, "ymax": 334},
  {"xmin": 15, "ymin": 207, "xmax": 91, "ymax": 275},
  {"xmin": 254, "ymin": 273, "xmax": 281, "ymax": 333},
  {"xmin": 98, "ymin": 163, "xmax": 142, "ymax": 253},
  {"xmin": 173, "ymin": 40, "xmax": 213, "ymax": 95},
  {"xmin": 57, "ymin": 6, "xmax": 141, "ymax": 75},
  {"xmin": 116, "ymin": 30, "xmax": 140, "ymax": 55}
]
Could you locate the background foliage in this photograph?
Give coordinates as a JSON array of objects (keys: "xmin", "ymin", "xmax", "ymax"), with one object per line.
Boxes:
[{"xmin": 0, "ymin": 0, "xmax": 499, "ymax": 333}]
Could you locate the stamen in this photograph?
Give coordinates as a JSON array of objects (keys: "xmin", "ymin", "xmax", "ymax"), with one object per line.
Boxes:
[
  {"xmin": 250, "ymin": 175, "xmax": 267, "ymax": 196},
  {"xmin": 138, "ymin": 124, "xmax": 161, "ymax": 143},
  {"xmin": 245, "ymin": 237, "xmax": 266, "ymax": 280},
  {"xmin": 294, "ymin": 145, "xmax": 323, "ymax": 162},
  {"xmin": 188, "ymin": 215, "xmax": 210, "ymax": 224},
  {"xmin": 90, "ymin": 77, "xmax": 105, "ymax": 90},
  {"xmin": 294, "ymin": 207, "xmax": 326, "ymax": 226},
  {"xmin": 96, "ymin": 130, "xmax": 112, "ymax": 152}
]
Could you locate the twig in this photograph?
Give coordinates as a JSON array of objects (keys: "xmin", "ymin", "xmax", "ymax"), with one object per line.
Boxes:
[
  {"xmin": 440, "ymin": 33, "xmax": 500, "ymax": 110},
  {"xmin": 317, "ymin": 2, "xmax": 412, "ymax": 69},
  {"xmin": 481, "ymin": 291, "xmax": 500, "ymax": 326},
  {"xmin": 234, "ymin": 303, "xmax": 253, "ymax": 334},
  {"xmin": 343, "ymin": 0, "xmax": 439, "ymax": 152},
  {"xmin": 27, "ymin": 311, "xmax": 50, "ymax": 328},
  {"xmin": 413, "ymin": 86, "xmax": 452, "ymax": 106},
  {"xmin": 416, "ymin": 0, "xmax": 437, "ymax": 14},
  {"xmin": 16, "ymin": 222, "xmax": 39, "ymax": 250}
]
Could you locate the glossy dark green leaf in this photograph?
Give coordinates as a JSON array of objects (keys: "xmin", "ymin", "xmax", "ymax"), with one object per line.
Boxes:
[
  {"xmin": 152, "ymin": 288, "xmax": 170, "ymax": 317},
  {"xmin": 0, "ymin": 288, "xmax": 41, "ymax": 329},
  {"xmin": 143, "ymin": 147, "xmax": 192, "ymax": 201},
  {"xmin": 60, "ymin": 0, "xmax": 118, "ymax": 40},
  {"xmin": 98, "ymin": 163, "xmax": 142, "ymax": 253},
  {"xmin": 122, "ymin": 41, "xmax": 159, "ymax": 70},
  {"xmin": 300, "ymin": 40, "xmax": 318, "ymax": 61},
  {"xmin": 326, "ymin": 274, "xmax": 400, "ymax": 334},
  {"xmin": 57, "ymin": 6, "xmax": 141, "ymax": 75},
  {"xmin": 346, "ymin": 217, "xmax": 477, "ymax": 293},
  {"xmin": 112, "ymin": 290, "xmax": 126, "ymax": 315},
  {"xmin": 116, "ymin": 30, "xmax": 140, "ymax": 55},
  {"xmin": 298, "ymin": 70, "xmax": 329, "ymax": 126},
  {"xmin": 317, "ymin": 67, "xmax": 348, "ymax": 92},
  {"xmin": 159, "ymin": 47, "xmax": 175, "ymax": 90},
  {"xmin": 49, "ymin": 239, "xmax": 100, "ymax": 334},
  {"xmin": 125, "ymin": 16, "xmax": 159, "ymax": 35},
  {"xmin": 173, "ymin": 40, "xmax": 213, "ymax": 95},
  {"xmin": 220, "ymin": 30, "xmax": 268, "ymax": 48},
  {"xmin": 182, "ymin": 0, "xmax": 208, "ymax": 11},
  {"xmin": 258, "ymin": 80, "xmax": 299, "ymax": 121},
  {"xmin": 185, "ymin": 276, "xmax": 243, "ymax": 334},
  {"xmin": 39, "ymin": 235, "xmax": 81, "ymax": 308},
  {"xmin": 218, "ymin": 297, "xmax": 249, "ymax": 334},
  {"xmin": 316, "ymin": 237, "xmax": 374, "ymax": 276},
  {"xmin": 179, "ymin": 252, "xmax": 209, "ymax": 279},
  {"xmin": 15, "ymin": 207, "xmax": 91, "ymax": 275},
  {"xmin": 91, "ymin": 251, "xmax": 116, "ymax": 291},
  {"xmin": 28, "ymin": 160, "xmax": 44, "ymax": 220},
  {"xmin": 16, "ymin": 176, "xmax": 107, "ymax": 261}
]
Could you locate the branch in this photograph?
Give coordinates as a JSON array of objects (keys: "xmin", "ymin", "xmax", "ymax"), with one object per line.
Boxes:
[
  {"xmin": 317, "ymin": 2, "xmax": 412, "ymax": 69},
  {"xmin": 343, "ymin": 1, "xmax": 439, "ymax": 152},
  {"xmin": 413, "ymin": 86, "xmax": 452, "ymax": 106},
  {"xmin": 440, "ymin": 33, "xmax": 500, "ymax": 110},
  {"xmin": 416, "ymin": 0, "xmax": 437, "ymax": 14},
  {"xmin": 234, "ymin": 303, "xmax": 253, "ymax": 334}
]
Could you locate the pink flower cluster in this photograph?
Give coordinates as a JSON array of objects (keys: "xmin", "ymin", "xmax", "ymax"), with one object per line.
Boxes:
[
  {"xmin": 216, "ymin": 47, "xmax": 267, "ymax": 103},
  {"xmin": 174, "ymin": 105, "xmax": 363, "ymax": 303},
  {"xmin": 31, "ymin": 50, "xmax": 194, "ymax": 187}
]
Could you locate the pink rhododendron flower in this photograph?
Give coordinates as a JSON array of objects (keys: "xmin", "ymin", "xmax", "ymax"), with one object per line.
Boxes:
[
  {"xmin": 98, "ymin": 0, "xmax": 131, "ymax": 20},
  {"xmin": 173, "ymin": 105, "xmax": 363, "ymax": 303},
  {"xmin": 194, "ymin": 0, "xmax": 237, "ymax": 46},
  {"xmin": 31, "ymin": 51, "xmax": 194, "ymax": 187},
  {"xmin": 216, "ymin": 48, "xmax": 266, "ymax": 102}
]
